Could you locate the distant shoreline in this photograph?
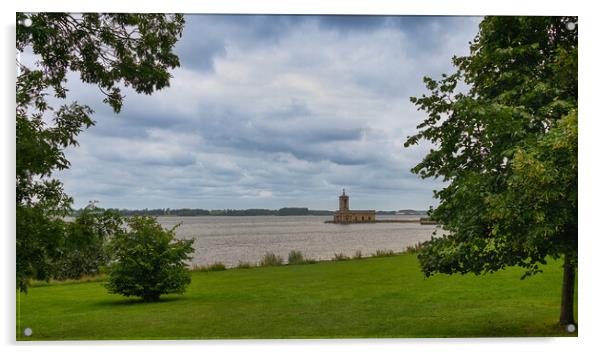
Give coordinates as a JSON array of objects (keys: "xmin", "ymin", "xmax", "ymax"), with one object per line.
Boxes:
[{"xmin": 71, "ymin": 207, "xmax": 428, "ymax": 218}]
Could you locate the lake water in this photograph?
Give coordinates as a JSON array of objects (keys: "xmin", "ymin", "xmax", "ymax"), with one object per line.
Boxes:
[{"xmin": 156, "ymin": 215, "xmax": 440, "ymax": 267}]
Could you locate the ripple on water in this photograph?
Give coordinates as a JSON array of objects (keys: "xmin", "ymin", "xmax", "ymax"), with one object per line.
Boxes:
[{"xmin": 157, "ymin": 215, "xmax": 440, "ymax": 267}]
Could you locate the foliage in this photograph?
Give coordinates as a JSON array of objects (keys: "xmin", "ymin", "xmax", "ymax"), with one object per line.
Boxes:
[
  {"xmin": 54, "ymin": 206, "xmax": 123, "ymax": 280},
  {"xmin": 259, "ymin": 252, "xmax": 284, "ymax": 267},
  {"xmin": 16, "ymin": 205, "xmax": 67, "ymax": 291},
  {"xmin": 287, "ymin": 250, "xmax": 305, "ymax": 265},
  {"xmin": 405, "ymin": 16, "xmax": 577, "ymax": 277},
  {"xmin": 353, "ymin": 250, "xmax": 363, "ymax": 259},
  {"xmin": 277, "ymin": 207, "xmax": 310, "ymax": 216},
  {"xmin": 104, "ymin": 216, "xmax": 194, "ymax": 302},
  {"xmin": 16, "ymin": 13, "xmax": 184, "ymax": 291}
]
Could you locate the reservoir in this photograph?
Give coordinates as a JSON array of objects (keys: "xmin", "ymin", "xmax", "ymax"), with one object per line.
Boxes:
[{"xmin": 156, "ymin": 215, "xmax": 440, "ymax": 267}]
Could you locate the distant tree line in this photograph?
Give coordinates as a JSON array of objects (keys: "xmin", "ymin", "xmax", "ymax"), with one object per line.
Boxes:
[
  {"xmin": 72, "ymin": 207, "xmax": 334, "ymax": 217},
  {"xmin": 393, "ymin": 210, "xmax": 428, "ymax": 215},
  {"xmin": 71, "ymin": 208, "xmax": 427, "ymax": 217}
]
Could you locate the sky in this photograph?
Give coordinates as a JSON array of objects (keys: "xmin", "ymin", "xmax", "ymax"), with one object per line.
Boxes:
[{"xmin": 39, "ymin": 15, "xmax": 481, "ymax": 211}]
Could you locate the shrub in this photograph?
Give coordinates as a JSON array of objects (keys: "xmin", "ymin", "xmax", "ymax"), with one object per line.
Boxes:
[
  {"xmin": 194, "ymin": 262, "xmax": 227, "ymax": 272},
  {"xmin": 105, "ymin": 216, "xmax": 194, "ymax": 302},
  {"xmin": 287, "ymin": 250, "xmax": 305, "ymax": 265},
  {"xmin": 333, "ymin": 252, "xmax": 350, "ymax": 261},
  {"xmin": 260, "ymin": 252, "xmax": 283, "ymax": 267},
  {"xmin": 353, "ymin": 250, "xmax": 363, "ymax": 259},
  {"xmin": 373, "ymin": 249, "xmax": 396, "ymax": 257}
]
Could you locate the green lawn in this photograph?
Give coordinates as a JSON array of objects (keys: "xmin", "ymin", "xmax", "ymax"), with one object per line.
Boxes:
[{"xmin": 16, "ymin": 254, "xmax": 577, "ymax": 340}]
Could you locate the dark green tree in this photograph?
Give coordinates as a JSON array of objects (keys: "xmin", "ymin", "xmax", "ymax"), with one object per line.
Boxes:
[
  {"xmin": 404, "ymin": 17, "xmax": 577, "ymax": 326},
  {"xmin": 16, "ymin": 13, "xmax": 185, "ymax": 291},
  {"xmin": 54, "ymin": 205, "xmax": 123, "ymax": 280},
  {"xmin": 105, "ymin": 216, "xmax": 194, "ymax": 302}
]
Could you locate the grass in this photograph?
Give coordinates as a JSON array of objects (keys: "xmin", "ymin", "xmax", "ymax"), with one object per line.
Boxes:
[
  {"xmin": 236, "ymin": 261, "xmax": 254, "ymax": 269},
  {"xmin": 405, "ymin": 242, "xmax": 426, "ymax": 254},
  {"xmin": 28, "ymin": 273, "xmax": 107, "ymax": 287},
  {"xmin": 193, "ymin": 262, "xmax": 227, "ymax": 272},
  {"xmin": 373, "ymin": 249, "xmax": 396, "ymax": 257},
  {"xmin": 16, "ymin": 254, "xmax": 577, "ymax": 340},
  {"xmin": 287, "ymin": 250, "xmax": 305, "ymax": 265},
  {"xmin": 333, "ymin": 252, "xmax": 350, "ymax": 261}
]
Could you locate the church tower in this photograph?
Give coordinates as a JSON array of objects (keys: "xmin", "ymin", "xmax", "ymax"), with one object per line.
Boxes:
[
  {"xmin": 339, "ymin": 189, "xmax": 349, "ymax": 211},
  {"xmin": 333, "ymin": 189, "xmax": 375, "ymax": 223}
]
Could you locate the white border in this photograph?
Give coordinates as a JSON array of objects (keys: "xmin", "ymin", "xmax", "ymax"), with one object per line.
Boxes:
[
  {"xmin": 15, "ymin": 0, "xmax": 578, "ymax": 16},
  {"xmin": 3, "ymin": 1, "xmax": 601, "ymax": 354}
]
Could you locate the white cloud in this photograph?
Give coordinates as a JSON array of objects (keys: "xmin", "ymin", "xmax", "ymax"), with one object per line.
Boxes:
[{"xmin": 258, "ymin": 190, "xmax": 273, "ymax": 198}]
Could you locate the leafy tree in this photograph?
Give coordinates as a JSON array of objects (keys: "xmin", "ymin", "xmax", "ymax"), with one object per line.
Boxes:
[
  {"xmin": 404, "ymin": 17, "xmax": 577, "ymax": 325},
  {"xmin": 105, "ymin": 216, "xmax": 194, "ymax": 302},
  {"xmin": 16, "ymin": 203, "xmax": 66, "ymax": 291},
  {"xmin": 16, "ymin": 13, "xmax": 185, "ymax": 291},
  {"xmin": 54, "ymin": 205, "xmax": 123, "ymax": 280}
]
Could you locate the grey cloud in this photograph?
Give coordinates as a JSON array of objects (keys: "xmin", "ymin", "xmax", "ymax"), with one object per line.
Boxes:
[
  {"xmin": 175, "ymin": 15, "xmax": 304, "ymax": 72},
  {"xmin": 266, "ymin": 99, "xmax": 312, "ymax": 120},
  {"xmin": 49, "ymin": 15, "xmax": 480, "ymax": 210}
]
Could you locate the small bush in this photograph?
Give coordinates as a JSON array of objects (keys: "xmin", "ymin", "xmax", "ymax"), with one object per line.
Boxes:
[
  {"xmin": 236, "ymin": 261, "xmax": 253, "ymax": 269},
  {"xmin": 287, "ymin": 250, "xmax": 305, "ymax": 265},
  {"xmin": 105, "ymin": 216, "xmax": 194, "ymax": 302},
  {"xmin": 333, "ymin": 252, "xmax": 350, "ymax": 261},
  {"xmin": 194, "ymin": 262, "xmax": 226, "ymax": 272},
  {"xmin": 374, "ymin": 249, "xmax": 396, "ymax": 257},
  {"xmin": 260, "ymin": 252, "xmax": 283, "ymax": 267},
  {"xmin": 353, "ymin": 250, "xmax": 363, "ymax": 259},
  {"xmin": 303, "ymin": 258, "xmax": 317, "ymax": 264}
]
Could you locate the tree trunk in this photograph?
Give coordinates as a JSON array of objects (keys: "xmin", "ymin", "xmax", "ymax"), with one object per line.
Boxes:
[
  {"xmin": 143, "ymin": 292, "xmax": 161, "ymax": 302},
  {"xmin": 559, "ymin": 254, "xmax": 576, "ymax": 325}
]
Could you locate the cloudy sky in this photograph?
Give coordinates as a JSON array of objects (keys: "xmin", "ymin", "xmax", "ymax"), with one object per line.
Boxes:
[{"xmin": 47, "ymin": 15, "xmax": 481, "ymax": 211}]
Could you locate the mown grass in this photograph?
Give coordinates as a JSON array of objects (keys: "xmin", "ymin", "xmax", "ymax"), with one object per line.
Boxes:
[{"xmin": 16, "ymin": 253, "xmax": 577, "ymax": 340}]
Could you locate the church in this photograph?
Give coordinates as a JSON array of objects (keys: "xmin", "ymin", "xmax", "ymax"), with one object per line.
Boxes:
[{"xmin": 333, "ymin": 189, "xmax": 376, "ymax": 224}]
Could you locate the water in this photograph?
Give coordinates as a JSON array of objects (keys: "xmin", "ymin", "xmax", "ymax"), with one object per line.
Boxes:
[{"xmin": 156, "ymin": 215, "xmax": 439, "ymax": 267}]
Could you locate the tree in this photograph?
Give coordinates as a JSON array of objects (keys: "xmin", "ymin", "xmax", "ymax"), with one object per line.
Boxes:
[
  {"xmin": 16, "ymin": 13, "xmax": 185, "ymax": 291},
  {"xmin": 105, "ymin": 216, "xmax": 194, "ymax": 302},
  {"xmin": 404, "ymin": 17, "xmax": 577, "ymax": 326},
  {"xmin": 54, "ymin": 205, "xmax": 123, "ymax": 280}
]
